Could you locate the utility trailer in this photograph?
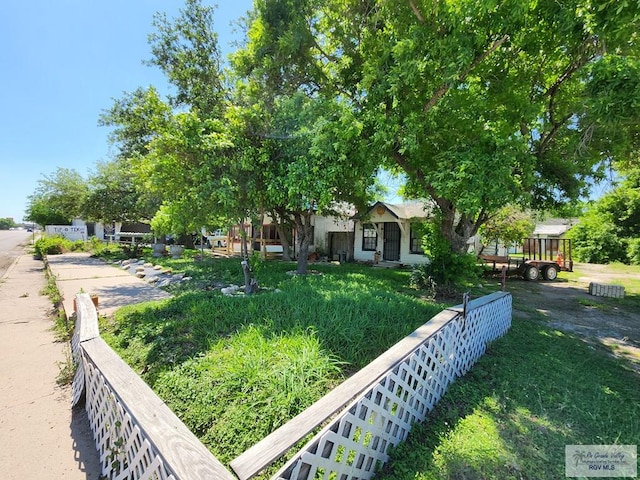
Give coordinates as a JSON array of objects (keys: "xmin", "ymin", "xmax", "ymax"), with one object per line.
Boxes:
[{"xmin": 479, "ymin": 238, "xmax": 573, "ymax": 281}]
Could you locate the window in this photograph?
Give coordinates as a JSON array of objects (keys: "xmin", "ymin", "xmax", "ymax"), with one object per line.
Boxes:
[
  {"xmin": 410, "ymin": 224, "xmax": 424, "ymax": 254},
  {"xmin": 362, "ymin": 223, "xmax": 377, "ymax": 251},
  {"xmin": 261, "ymin": 224, "xmax": 280, "ymax": 242}
]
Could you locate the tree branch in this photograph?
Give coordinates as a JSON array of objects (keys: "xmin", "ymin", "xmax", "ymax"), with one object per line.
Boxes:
[
  {"xmin": 424, "ymin": 34, "xmax": 509, "ymax": 112},
  {"xmin": 409, "ymin": 0, "xmax": 425, "ymax": 23},
  {"xmin": 537, "ymin": 112, "xmax": 572, "ymax": 157}
]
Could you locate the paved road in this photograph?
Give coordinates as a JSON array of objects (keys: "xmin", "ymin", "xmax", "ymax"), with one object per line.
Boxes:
[{"xmin": 0, "ymin": 230, "xmax": 33, "ymax": 277}]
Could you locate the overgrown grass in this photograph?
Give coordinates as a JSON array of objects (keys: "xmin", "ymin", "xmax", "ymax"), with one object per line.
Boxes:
[
  {"xmin": 100, "ymin": 254, "xmax": 443, "ymax": 464},
  {"xmin": 98, "ymin": 249, "xmax": 640, "ymax": 476},
  {"xmin": 379, "ymin": 317, "xmax": 640, "ymax": 480}
]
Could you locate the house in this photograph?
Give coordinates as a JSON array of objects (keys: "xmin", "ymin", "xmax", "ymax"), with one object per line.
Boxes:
[
  {"xmin": 530, "ymin": 218, "xmax": 577, "ymax": 238},
  {"xmin": 353, "ymin": 201, "xmax": 432, "ymax": 265},
  {"xmin": 226, "ymin": 206, "xmax": 356, "ymax": 261}
]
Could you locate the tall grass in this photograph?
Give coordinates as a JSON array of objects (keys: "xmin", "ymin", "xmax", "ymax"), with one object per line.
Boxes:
[
  {"xmin": 101, "ymin": 256, "xmax": 442, "ymax": 463},
  {"xmin": 99, "ymin": 250, "xmax": 640, "ymax": 475}
]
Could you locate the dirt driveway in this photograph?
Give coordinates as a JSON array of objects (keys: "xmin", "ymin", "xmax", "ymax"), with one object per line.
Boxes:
[{"xmin": 503, "ymin": 263, "xmax": 640, "ymax": 374}]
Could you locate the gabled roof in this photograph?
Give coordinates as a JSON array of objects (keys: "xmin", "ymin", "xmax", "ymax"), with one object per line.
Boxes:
[
  {"xmin": 358, "ymin": 201, "xmax": 432, "ymax": 220},
  {"xmin": 532, "ymin": 218, "xmax": 577, "ymax": 236}
]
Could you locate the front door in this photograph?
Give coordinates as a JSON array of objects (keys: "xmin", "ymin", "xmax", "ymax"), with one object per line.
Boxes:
[{"xmin": 383, "ymin": 222, "xmax": 401, "ymax": 261}]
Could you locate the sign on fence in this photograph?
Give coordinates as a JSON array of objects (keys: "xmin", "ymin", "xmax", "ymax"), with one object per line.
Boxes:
[{"xmin": 45, "ymin": 225, "xmax": 87, "ymax": 241}]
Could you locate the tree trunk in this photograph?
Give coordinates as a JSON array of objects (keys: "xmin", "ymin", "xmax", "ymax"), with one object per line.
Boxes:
[
  {"xmin": 295, "ymin": 211, "xmax": 314, "ymax": 274},
  {"xmin": 272, "ymin": 208, "xmax": 293, "ymax": 261},
  {"xmin": 276, "ymin": 223, "xmax": 293, "ymax": 261},
  {"xmin": 439, "ymin": 209, "xmax": 484, "ymax": 254},
  {"xmin": 252, "ymin": 214, "xmax": 263, "ymax": 257},
  {"xmin": 239, "ymin": 223, "xmax": 249, "ymax": 260},
  {"xmin": 241, "ymin": 260, "xmax": 258, "ymax": 294}
]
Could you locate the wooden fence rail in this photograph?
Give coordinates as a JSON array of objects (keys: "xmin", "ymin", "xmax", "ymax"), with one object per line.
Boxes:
[
  {"xmin": 71, "ymin": 293, "xmax": 235, "ymax": 480},
  {"xmin": 71, "ymin": 290, "xmax": 511, "ymax": 480},
  {"xmin": 231, "ymin": 291, "xmax": 512, "ymax": 480}
]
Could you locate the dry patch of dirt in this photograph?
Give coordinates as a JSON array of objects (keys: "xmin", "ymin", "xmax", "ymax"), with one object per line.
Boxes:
[{"xmin": 504, "ymin": 264, "xmax": 640, "ymax": 374}]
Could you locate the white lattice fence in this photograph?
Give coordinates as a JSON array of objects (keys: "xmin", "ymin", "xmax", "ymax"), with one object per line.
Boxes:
[
  {"xmin": 454, "ymin": 292, "xmax": 512, "ymax": 376},
  {"xmin": 270, "ymin": 291, "xmax": 512, "ymax": 480},
  {"xmin": 83, "ymin": 354, "xmax": 175, "ymax": 480},
  {"xmin": 71, "ymin": 293, "xmax": 235, "ymax": 480}
]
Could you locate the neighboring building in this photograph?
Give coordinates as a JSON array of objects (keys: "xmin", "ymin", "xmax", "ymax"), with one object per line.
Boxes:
[
  {"xmin": 475, "ymin": 217, "xmax": 577, "ymax": 258},
  {"xmin": 71, "ymin": 218, "xmax": 104, "ymax": 240},
  {"xmin": 227, "ymin": 206, "xmax": 356, "ymax": 261},
  {"xmin": 353, "ymin": 201, "xmax": 432, "ymax": 265},
  {"xmin": 71, "ymin": 219, "xmax": 151, "ymax": 243},
  {"xmin": 530, "ymin": 218, "xmax": 577, "ymax": 238}
]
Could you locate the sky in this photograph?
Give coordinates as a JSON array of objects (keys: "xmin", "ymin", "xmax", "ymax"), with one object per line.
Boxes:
[{"xmin": 0, "ymin": 0, "xmax": 253, "ymax": 222}]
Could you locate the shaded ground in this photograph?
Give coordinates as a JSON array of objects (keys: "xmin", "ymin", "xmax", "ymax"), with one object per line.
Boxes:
[{"xmin": 501, "ymin": 263, "xmax": 640, "ymax": 374}]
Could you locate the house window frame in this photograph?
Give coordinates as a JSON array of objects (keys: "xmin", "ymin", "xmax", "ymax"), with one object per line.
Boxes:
[
  {"xmin": 362, "ymin": 223, "xmax": 377, "ymax": 251},
  {"xmin": 409, "ymin": 224, "xmax": 424, "ymax": 254},
  {"xmin": 261, "ymin": 224, "xmax": 280, "ymax": 243}
]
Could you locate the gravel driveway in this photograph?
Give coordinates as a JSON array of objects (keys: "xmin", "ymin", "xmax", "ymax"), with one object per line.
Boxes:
[{"xmin": 503, "ymin": 263, "xmax": 640, "ymax": 374}]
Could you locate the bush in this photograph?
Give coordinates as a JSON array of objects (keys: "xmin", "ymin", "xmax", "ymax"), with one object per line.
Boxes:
[
  {"xmin": 567, "ymin": 213, "xmax": 627, "ymax": 264},
  {"xmin": 408, "ymin": 264, "xmax": 437, "ymax": 299},
  {"xmin": 409, "ymin": 222, "xmax": 482, "ymax": 297},
  {"xmin": 627, "ymin": 238, "xmax": 640, "ymax": 265},
  {"xmin": 34, "ymin": 235, "xmax": 87, "ymax": 258},
  {"xmin": 34, "ymin": 236, "xmax": 67, "ymax": 257}
]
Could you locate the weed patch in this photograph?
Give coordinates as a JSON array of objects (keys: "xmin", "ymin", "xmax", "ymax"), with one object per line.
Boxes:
[{"xmin": 101, "ymin": 257, "xmax": 443, "ymax": 465}]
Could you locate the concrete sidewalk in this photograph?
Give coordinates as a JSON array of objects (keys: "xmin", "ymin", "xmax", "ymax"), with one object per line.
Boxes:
[
  {"xmin": 0, "ymin": 252, "xmax": 173, "ymax": 479},
  {"xmin": 47, "ymin": 252, "xmax": 172, "ymax": 317},
  {"xmin": 0, "ymin": 254, "xmax": 100, "ymax": 479}
]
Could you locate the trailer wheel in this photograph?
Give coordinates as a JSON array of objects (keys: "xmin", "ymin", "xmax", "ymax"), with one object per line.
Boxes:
[
  {"xmin": 542, "ymin": 264, "xmax": 559, "ymax": 281},
  {"xmin": 524, "ymin": 265, "xmax": 540, "ymax": 281}
]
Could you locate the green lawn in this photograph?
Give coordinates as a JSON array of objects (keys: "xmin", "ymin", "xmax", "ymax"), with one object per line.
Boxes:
[
  {"xmin": 100, "ymin": 252, "xmax": 443, "ymax": 465},
  {"xmin": 378, "ymin": 316, "xmax": 639, "ymax": 479},
  {"xmin": 99, "ymin": 250, "xmax": 640, "ymax": 477}
]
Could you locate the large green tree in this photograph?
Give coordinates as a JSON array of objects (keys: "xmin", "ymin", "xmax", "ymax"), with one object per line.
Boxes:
[
  {"xmin": 104, "ymin": 0, "xmax": 377, "ymax": 275},
  {"xmin": 231, "ymin": 4, "xmax": 379, "ymax": 273},
  {"xmin": 25, "ymin": 167, "xmax": 88, "ymax": 226},
  {"xmin": 83, "ymin": 158, "xmax": 161, "ymax": 224},
  {"xmin": 241, "ymin": 0, "xmax": 640, "ymax": 252},
  {"xmin": 100, "ymin": 1, "xmax": 235, "ymax": 240},
  {"xmin": 250, "ymin": 92, "xmax": 376, "ymax": 273},
  {"xmin": 569, "ymin": 168, "xmax": 640, "ymax": 264}
]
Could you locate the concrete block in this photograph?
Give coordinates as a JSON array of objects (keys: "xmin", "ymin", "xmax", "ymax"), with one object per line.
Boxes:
[{"xmin": 588, "ymin": 282, "xmax": 625, "ymax": 298}]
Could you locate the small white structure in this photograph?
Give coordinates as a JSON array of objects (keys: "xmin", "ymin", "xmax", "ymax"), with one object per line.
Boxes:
[
  {"xmin": 353, "ymin": 201, "xmax": 432, "ymax": 265},
  {"xmin": 45, "ymin": 224, "xmax": 88, "ymax": 241},
  {"xmin": 531, "ymin": 218, "xmax": 577, "ymax": 238}
]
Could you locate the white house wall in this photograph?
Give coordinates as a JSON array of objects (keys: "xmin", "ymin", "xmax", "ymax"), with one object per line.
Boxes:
[{"xmin": 353, "ymin": 216, "xmax": 429, "ymax": 266}]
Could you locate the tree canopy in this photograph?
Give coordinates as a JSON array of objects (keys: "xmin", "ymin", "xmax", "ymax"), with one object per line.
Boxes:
[
  {"xmin": 25, "ymin": 167, "xmax": 88, "ymax": 226},
  {"xmin": 30, "ymin": 0, "xmax": 640, "ymax": 267},
  {"xmin": 569, "ymin": 167, "xmax": 640, "ymax": 264},
  {"xmin": 241, "ymin": 0, "xmax": 640, "ymax": 251}
]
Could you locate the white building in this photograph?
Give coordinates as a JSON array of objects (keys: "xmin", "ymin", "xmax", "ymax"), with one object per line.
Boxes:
[{"xmin": 353, "ymin": 201, "xmax": 432, "ymax": 265}]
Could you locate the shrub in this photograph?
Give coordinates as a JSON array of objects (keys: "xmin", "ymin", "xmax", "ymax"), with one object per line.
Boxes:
[
  {"xmin": 567, "ymin": 212, "xmax": 627, "ymax": 264},
  {"xmin": 34, "ymin": 235, "xmax": 90, "ymax": 258},
  {"xmin": 34, "ymin": 236, "xmax": 69, "ymax": 257},
  {"xmin": 408, "ymin": 265, "xmax": 437, "ymax": 299},
  {"xmin": 627, "ymin": 238, "xmax": 640, "ymax": 265},
  {"xmin": 410, "ymin": 221, "xmax": 482, "ymax": 296}
]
